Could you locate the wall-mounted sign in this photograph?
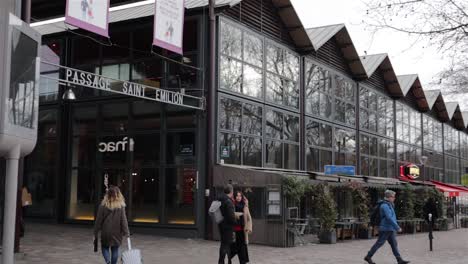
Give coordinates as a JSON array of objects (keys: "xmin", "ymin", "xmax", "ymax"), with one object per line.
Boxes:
[
  {"xmin": 65, "ymin": 0, "xmax": 110, "ymax": 37},
  {"xmin": 220, "ymin": 146, "xmax": 230, "ymax": 158},
  {"xmin": 405, "ymin": 164, "xmax": 420, "ymax": 179},
  {"xmin": 153, "ymin": 0, "xmax": 185, "ymax": 54},
  {"xmin": 98, "ymin": 137, "xmax": 134, "ymax": 153},
  {"xmin": 40, "ymin": 62, "xmax": 205, "ymax": 110},
  {"xmin": 267, "ymin": 185, "xmax": 281, "ymax": 216},
  {"xmin": 179, "ymin": 144, "xmax": 193, "ymax": 156},
  {"xmin": 324, "ymin": 165, "xmax": 356, "ymax": 176}
]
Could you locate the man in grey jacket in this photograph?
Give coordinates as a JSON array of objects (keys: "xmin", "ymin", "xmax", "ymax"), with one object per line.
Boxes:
[{"xmin": 365, "ymin": 190, "xmax": 410, "ymax": 264}]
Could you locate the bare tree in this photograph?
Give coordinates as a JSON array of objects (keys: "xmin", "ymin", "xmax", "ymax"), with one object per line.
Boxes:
[{"xmin": 363, "ymin": 0, "xmax": 468, "ymax": 96}]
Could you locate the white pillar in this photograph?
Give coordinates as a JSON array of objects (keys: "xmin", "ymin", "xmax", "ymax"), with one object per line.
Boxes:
[{"xmin": 2, "ymin": 144, "xmax": 20, "ymax": 264}]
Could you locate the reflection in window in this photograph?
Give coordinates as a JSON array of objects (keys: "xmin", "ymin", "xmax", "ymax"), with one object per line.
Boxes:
[
  {"xmin": 219, "ymin": 21, "xmax": 263, "ymax": 99},
  {"xmin": 165, "ymin": 168, "xmax": 196, "ymax": 225},
  {"xmin": 243, "ymin": 137, "xmax": 262, "ymax": 167},
  {"xmin": 242, "ymin": 103, "xmax": 262, "ymax": 136},
  {"xmin": 243, "ymin": 31, "xmax": 263, "ymax": 67},
  {"xmin": 265, "ymin": 141, "xmax": 282, "ymax": 168},
  {"xmin": 220, "ymin": 56, "xmax": 242, "ymax": 93},
  {"xmin": 266, "ymin": 110, "xmax": 283, "ymax": 140},
  {"xmin": 219, "ymin": 98, "xmax": 242, "ymax": 132},
  {"xmin": 220, "ymin": 22, "xmax": 242, "ymax": 59},
  {"xmin": 220, "ymin": 133, "xmax": 241, "ymax": 165},
  {"xmin": 243, "ymin": 64, "xmax": 263, "ymax": 98},
  {"xmin": 265, "ymin": 42, "xmax": 299, "ymax": 108},
  {"xmin": 306, "ymin": 118, "xmax": 357, "ymax": 172}
]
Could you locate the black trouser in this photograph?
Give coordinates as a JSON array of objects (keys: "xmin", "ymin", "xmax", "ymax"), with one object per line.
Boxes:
[
  {"xmin": 218, "ymin": 241, "xmax": 232, "ymax": 264},
  {"xmin": 230, "ymin": 231, "xmax": 249, "ymax": 264}
]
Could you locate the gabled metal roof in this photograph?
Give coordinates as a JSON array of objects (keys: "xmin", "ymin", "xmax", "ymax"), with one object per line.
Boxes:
[
  {"xmin": 306, "ymin": 24, "xmax": 344, "ymax": 51},
  {"xmin": 451, "ymin": 105, "xmax": 465, "ymax": 130},
  {"xmin": 462, "ymin": 112, "xmax": 468, "ymax": 128},
  {"xmin": 424, "ymin": 89, "xmax": 441, "ymax": 109},
  {"xmin": 360, "ymin": 54, "xmax": 387, "ymax": 77},
  {"xmin": 359, "ymin": 53, "xmax": 403, "ymax": 97},
  {"xmin": 271, "ymin": 0, "xmax": 314, "ymax": 52},
  {"xmin": 397, "ymin": 74, "xmax": 429, "ymax": 111},
  {"xmin": 306, "ymin": 24, "xmax": 367, "ymax": 80},
  {"xmin": 445, "ymin": 102, "xmax": 459, "ymax": 120},
  {"xmin": 32, "ymin": 0, "xmax": 242, "ymax": 35},
  {"xmin": 433, "ymin": 92, "xmax": 450, "ymax": 122},
  {"xmin": 397, "ymin": 74, "xmax": 418, "ymax": 96}
]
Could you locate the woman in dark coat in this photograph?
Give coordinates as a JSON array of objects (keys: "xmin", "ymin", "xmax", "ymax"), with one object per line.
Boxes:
[
  {"xmin": 229, "ymin": 191, "xmax": 252, "ymax": 264},
  {"xmin": 94, "ymin": 186, "xmax": 130, "ymax": 264}
]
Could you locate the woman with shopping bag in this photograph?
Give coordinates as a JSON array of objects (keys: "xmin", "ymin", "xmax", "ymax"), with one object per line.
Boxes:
[{"xmin": 94, "ymin": 186, "xmax": 130, "ymax": 264}]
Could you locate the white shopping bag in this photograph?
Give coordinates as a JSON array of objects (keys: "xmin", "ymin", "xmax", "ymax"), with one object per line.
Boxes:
[{"xmin": 122, "ymin": 237, "xmax": 143, "ymax": 264}]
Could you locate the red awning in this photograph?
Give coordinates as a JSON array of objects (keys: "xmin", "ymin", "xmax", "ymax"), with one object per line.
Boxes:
[{"xmin": 430, "ymin": 180, "xmax": 468, "ymax": 197}]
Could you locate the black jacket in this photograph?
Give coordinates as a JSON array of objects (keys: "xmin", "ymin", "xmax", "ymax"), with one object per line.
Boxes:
[{"xmin": 218, "ymin": 194, "xmax": 236, "ymax": 243}]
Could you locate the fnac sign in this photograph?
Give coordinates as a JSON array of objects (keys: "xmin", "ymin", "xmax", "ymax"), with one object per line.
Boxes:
[{"xmin": 400, "ymin": 164, "xmax": 420, "ymax": 180}]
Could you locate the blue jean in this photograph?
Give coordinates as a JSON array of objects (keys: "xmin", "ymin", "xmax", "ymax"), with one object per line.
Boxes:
[
  {"xmin": 367, "ymin": 231, "xmax": 401, "ymax": 259},
  {"xmin": 102, "ymin": 246, "xmax": 119, "ymax": 264}
]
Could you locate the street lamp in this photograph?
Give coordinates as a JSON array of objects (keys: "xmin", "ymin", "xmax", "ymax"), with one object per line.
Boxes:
[{"xmin": 419, "ymin": 155, "xmax": 428, "ymax": 182}]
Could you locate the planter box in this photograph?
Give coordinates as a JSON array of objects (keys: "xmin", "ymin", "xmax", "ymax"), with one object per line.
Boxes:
[
  {"xmin": 358, "ymin": 228, "xmax": 373, "ymax": 239},
  {"xmin": 319, "ymin": 230, "xmax": 337, "ymax": 244}
]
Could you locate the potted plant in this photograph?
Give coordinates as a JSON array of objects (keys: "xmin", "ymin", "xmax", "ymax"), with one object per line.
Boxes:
[
  {"xmin": 315, "ymin": 183, "xmax": 338, "ymax": 244},
  {"xmin": 347, "ymin": 182, "xmax": 372, "ymax": 239},
  {"xmin": 396, "ymin": 185, "xmax": 416, "ymax": 234}
]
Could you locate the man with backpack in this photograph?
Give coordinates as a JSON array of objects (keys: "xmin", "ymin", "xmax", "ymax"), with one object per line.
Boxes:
[
  {"xmin": 365, "ymin": 190, "xmax": 410, "ymax": 264},
  {"xmin": 216, "ymin": 184, "xmax": 237, "ymax": 264}
]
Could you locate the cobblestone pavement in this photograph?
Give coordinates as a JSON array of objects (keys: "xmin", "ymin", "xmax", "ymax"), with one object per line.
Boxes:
[{"xmin": 4, "ymin": 223, "xmax": 468, "ymax": 264}]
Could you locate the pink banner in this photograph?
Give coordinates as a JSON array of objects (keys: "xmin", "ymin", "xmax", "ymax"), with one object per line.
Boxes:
[
  {"xmin": 153, "ymin": 0, "xmax": 185, "ymax": 55},
  {"xmin": 65, "ymin": 0, "xmax": 110, "ymax": 37}
]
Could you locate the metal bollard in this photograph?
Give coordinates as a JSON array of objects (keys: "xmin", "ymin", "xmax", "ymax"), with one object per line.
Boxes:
[{"xmin": 428, "ymin": 213, "xmax": 433, "ymax": 251}]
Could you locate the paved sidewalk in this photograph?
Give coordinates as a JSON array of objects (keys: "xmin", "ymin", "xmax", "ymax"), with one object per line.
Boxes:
[{"xmin": 4, "ymin": 223, "xmax": 468, "ymax": 263}]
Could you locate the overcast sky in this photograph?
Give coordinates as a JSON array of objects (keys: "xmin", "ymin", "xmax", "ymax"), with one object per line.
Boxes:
[{"xmin": 290, "ymin": 0, "xmax": 460, "ymax": 104}]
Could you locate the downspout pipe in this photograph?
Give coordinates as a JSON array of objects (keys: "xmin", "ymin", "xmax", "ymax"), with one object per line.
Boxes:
[{"xmin": 206, "ymin": 0, "xmax": 216, "ymax": 239}]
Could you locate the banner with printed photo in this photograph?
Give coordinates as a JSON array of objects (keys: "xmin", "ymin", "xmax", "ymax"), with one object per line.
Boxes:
[
  {"xmin": 65, "ymin": 0, "xmax": 110, "ymax": 37},
  {"xmin": 153, "ymin": 0, "xmax": 185, "ymax": 55}
]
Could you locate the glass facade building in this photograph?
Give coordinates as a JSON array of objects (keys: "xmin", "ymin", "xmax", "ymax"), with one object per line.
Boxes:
[{"xmin": 21, "ymin": 0, "xmax": 468, "ymax": 240}]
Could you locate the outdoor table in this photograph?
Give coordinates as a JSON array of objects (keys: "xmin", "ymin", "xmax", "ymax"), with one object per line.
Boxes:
[{"xmin": 335, "ymin": 221, "xmax": 354, "ymax": 240}]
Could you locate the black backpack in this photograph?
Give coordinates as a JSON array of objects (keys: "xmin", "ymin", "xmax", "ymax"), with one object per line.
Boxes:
[{"xmin": 370, "ymin": 202, "xmax": 383, "ymax": 227}]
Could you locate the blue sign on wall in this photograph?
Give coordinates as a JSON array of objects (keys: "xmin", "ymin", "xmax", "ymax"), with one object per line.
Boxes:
[{"xmin": 324, "ymin": 165, "xmax": 356, "ymax": 176}]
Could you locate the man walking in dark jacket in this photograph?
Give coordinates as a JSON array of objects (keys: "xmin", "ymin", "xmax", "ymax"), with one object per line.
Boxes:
[
  {"xmin": 218, "ymin": 184, "xmax": 236, "ymax": 264},
  {"xmin": 365, "ymin": 190, "xmax": 410, "ymax": 264}
]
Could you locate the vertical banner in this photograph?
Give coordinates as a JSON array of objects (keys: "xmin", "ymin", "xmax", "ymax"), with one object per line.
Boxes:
[
  {"xmin": 65, "ymin": 0, "xmax": 110, "ymax": 37},
  {"xmin": 153, "ymin": 0, "xmax": 185, "ymax": 55}
]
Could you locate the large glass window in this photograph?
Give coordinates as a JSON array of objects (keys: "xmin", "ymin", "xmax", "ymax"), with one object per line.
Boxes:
[
  {"xmin": 304, "ymin": 63, "xmax": 332, "ymax": 119},
  {"xmin": 360, "ymin": 134, "xmax": 395, "ymax": 178},
  {"xmin": 219, "ymin": 21, "xmax": 263, "ymax": 99},
  {"xmin": 423, "ymin": 115, "xmax": 443, "ymax": 153},
  {"xmin": 24, "ymin": 110, "xmax": 58, "ymax": 217},
  {"xmin": 165, "ymin": 167, "xmax": 196, "ymax": 225},
  {"xmin": 218, "ymin": 96, "xmax": 262, "ymax": 167},
  {"xmin": 396, "ymin": 102, "xmax": 421, "ymax": 146},
  {"xmin": 265, "ymin": 43, "xmax": 299, "ymax": 108},
  {"xmin": 40, "ymin": 42, "xmax": 61, "ymax": 103},
  {"xmin": 444, "ymin": 124, "xmax": 460, "ymax": 157},
  {"xmin": 304, "ymin": 60, "xmax": 356, "ymax": 126},
  {"xmin": 305, "ymin": 118, "xmax": 356, "ymax": 172},
  {"xmin": 68, "ymin": 106, "xmax": 97, "ymax": 221},
  {"xmin": 265, "ymin": 108, "xmax": 300, "ymax": 169},
  {"xmin": 360, "ymin": 86, "xmax": 394, "ymax": 137},
  {"xmin": 445, "ymin": 155, "xmax": 460, "ymax": 184}
]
